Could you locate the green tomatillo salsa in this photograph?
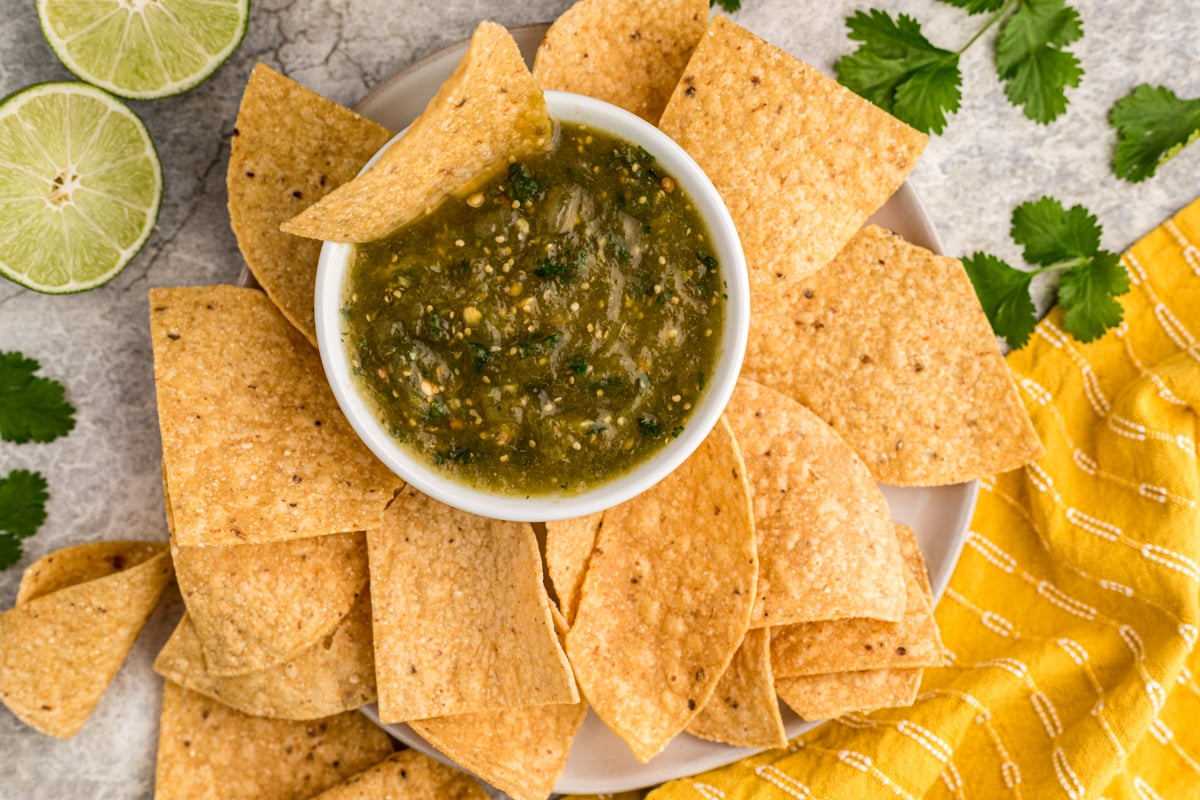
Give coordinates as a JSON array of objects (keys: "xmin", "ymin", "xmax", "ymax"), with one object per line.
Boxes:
[{"xmin": 342, "ymin": 122, "xmax": 726, "ymax": 496}]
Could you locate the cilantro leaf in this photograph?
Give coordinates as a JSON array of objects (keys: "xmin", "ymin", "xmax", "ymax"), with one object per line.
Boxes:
[
  {"xmin": 835, "ymin": 10, "xmax": 962, "ymax": 134},
  {"xmin": 1110, "ymin": 84, "xmax": 1200, "ymax": 183},
  {"xmin": 962, "ymin": 253, "xmax": 1038, "ymax": 349},
  {"xmin": 709, "ymin": 0, "xmax": 741, "ymax": 11},
  {"xmin": 1010, "ymin": 196, "xmax": 1101, "ymax": 265},
  {"xmin": 936, "ymin": 0, "xmax": 1009, "ymax": 13},
  {"xmin": 0, "ymin": 469, "xmax": 49, "ymax": 570},
  {"xmin": 0, "ymin": 351, "xmax": 76, "ymax": 444},
  {"xmin": 1057, "ymin": 250, "xmax": 1128, "ymax": 342},
  {"xmin": 995, "ymin": 0, "xmax": 1084, "ymax": 123}
]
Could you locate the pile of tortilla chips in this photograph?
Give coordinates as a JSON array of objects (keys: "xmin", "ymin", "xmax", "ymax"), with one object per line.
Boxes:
[{"xmin": 0, "ymin": 2, "xmax": 1044, "ymax": 798}]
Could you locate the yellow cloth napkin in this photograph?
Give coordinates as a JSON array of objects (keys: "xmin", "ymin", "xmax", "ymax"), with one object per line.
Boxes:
[{"xmin": 573, "ymin": 197, "xmax": 1200, "ymax": 800}]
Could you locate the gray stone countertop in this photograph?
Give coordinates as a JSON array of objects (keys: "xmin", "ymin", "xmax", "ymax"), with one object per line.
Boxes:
[{"xmin": 0, "ymin": 0, "xmax": 1197, "ymax": 797}]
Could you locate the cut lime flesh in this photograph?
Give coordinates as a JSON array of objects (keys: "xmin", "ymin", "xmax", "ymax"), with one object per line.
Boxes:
[
  {"xmin": 0, "ymin": 82, "xmax": 162, "ymax": 294},
  {"xmin": 38, "ymin": 0, "xmax": 250, "ymax": 101}
]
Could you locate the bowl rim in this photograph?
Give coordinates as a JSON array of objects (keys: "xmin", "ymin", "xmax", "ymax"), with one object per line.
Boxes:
[{"xmin": 314, "ymin": 89, "xmax": 749, "ymax": 522}]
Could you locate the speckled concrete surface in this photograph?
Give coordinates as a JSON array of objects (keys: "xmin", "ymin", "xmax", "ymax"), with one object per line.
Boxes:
[{"xmin": 0, "ymin": 1, "xmax": 1197, "ymax": 797}]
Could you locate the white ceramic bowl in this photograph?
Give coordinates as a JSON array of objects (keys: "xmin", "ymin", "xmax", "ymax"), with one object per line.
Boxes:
[{"xmin": 315, "ymin": 90, "xmax": 749, "ymax": 522}]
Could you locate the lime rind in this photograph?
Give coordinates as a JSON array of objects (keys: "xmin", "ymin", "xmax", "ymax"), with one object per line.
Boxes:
[
  {"xmin": 36, "ymin": 0, "xmax": 250, "ymax": 101},
  {"xmin": 0, "ymin": 82, "xmax": 162, "ymax": 294}
]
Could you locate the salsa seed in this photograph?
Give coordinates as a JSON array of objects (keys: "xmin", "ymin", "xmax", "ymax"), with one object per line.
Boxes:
[
  {"xmin": 455, "ymin": 239, "xmax": 465, "ymax": 247},
  {"xmin": 661, "ymin": 176, "xmax": 675, "ymax": 192},
  {"xmin": 466, "ymin": 192, "xmax": 484, "ymax": 208}
]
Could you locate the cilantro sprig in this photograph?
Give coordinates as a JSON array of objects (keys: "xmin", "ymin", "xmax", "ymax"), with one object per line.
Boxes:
[
  {"xmin": 0, "ymin": 351, "xmax": 76, "ymax": 443},
  {"xmin": 1110, "ymin": 84, "xmax": 1200, "ymax": 183},
  {"xmin": 0, "ymin": 470, "xmax": 49, "ymax": 570},
  {"xmin": 963, "ymin": 197, "xmax": 1129, "ymax": 349},
  {"xmin": 836, "ymin": 0, "xmax": 1085, "ymax": 134}
]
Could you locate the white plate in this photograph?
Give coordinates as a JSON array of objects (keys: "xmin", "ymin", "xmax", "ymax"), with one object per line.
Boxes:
[{"xmin": 342, "ymin": 24, "xmax": 976, "ymax": 795}]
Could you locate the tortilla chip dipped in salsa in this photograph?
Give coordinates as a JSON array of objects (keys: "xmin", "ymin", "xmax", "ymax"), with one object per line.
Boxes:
[
  {"xmin": 0, "ymin": 542, "xmax": 172, "ymax": 738},
  {"xmin": 154, "ymin": 681, "xmax": 394, "ymax": 800},
  {"xmin": 533, "ymin": 0, "xmax": 708, "ymax": 123},
  {"xmin": 410, "ymin": 702, "xmax": 587, "ymax": 800},
  {"xmin": 566, "ymin": 418, "xmax": 756, "ymax": 762},
  {"xmin": 170, "ymin": 531, "xmax": 369, "ymax": 675},
  {"xmin": 744, "ymin": 225, "xmax": 1042, "ymax": 486},
  {"xmin": 149, "ymin": 286, "xmax": 401, "ymax": 546},
  {"xmin": 368, "ymin": 487, "xmax": 577, "ymax": 723},
  {"xmin": 282, "ymin": 21, "xmax": 551, "ymax": 243},
  {"xmin": 724, "ymin": 378, "xmax": 906, "ymax": 627},
  {"xmin": 658, "ymin": 16, "xmax": 927, "ymax": 290},
  {"xmin": 228, "ymin": 63, "xmax": 394, "ymax": 345}
]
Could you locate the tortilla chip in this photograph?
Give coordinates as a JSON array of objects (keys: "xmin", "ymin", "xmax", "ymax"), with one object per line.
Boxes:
[
  {"xmin": 775, "ymin": 667, "xmax": 922, "ymax": 721},
  {"xmin": 410, "ymin": 702, "xmax": 586, "ymax": 800},
  {"xmin": 566, "ymin": 418, "xmax": 757, "ymax": 763},
  {"xmin": 311, "ymin": 749, "xmax": 488, "ymax": 800},
  {"xmin": 725, "ymin": 378, "xmax": 905, "ymax": 627},
  {"xmin": 658, "ymin": 16, "xmax": 927, "ymax": 289},
  {"xmin": 154, "ymin": 681, "xmax": 393, "ymax": 800},
  {"xmin": 153, "ymin": 592, "xmax": 375, "ymax": 720},
  {"xmin": 149, "ymin": 285, "xmax": 402, "ymax": 546},
  {"xmin": 770, "ymin": 524, "xmax": 943, "ymax": 678},
  {"xmin": 744, "ymin": 225, "xmax": 1043, "ymax": 485},
  {"xmin": 228, "ymin": 64, "xmax": 394, "ymax": 345},
  {"xmin": 0, "ymin": 544, "xmax": 171, "ymax": 737},
  {"xmin": 283, "ymin": 22, "xmax": 551, "ymax": 243},
  {"xmin": 16, "ymin": 540, "xmax": 168, "ymax": 604},
  {"xmin": 533, "ymin": 0, "xmax": 708, "ymax": 123},
  {"xmin": 368, "ymin": 487, "xmax": 577, "ymax": 722},
  {"xmin": 544, "ymin": 511, "xmax": 603, "ymax": 626},
  {"xmin": 172, "ymin": 530, "xmax": 369, "ymax": 675},
  {"xmin": 686, "ymin": 628, "xmax": 786, "ymax": 749}
]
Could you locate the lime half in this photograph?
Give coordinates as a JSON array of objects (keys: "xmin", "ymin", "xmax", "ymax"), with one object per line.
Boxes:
[
  {"xmin": 0, "ymin": 83, "xmax": 162, "ymax": 294},
  {"xmin": 37, "ymin": 0, "xmax": 250, "ymax": 101}
]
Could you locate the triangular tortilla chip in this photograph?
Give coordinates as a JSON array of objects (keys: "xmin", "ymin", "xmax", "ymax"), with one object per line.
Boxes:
[
  {"xmin": 149, "ymin": 285, "xmax": 402, "ymax": 546},
  {"xmin": 544, "ymin": 511, "xmax": 603, "ymax": 626},
  {"xmin": 0, "ymin": 542, "xmax": 171, "ymax": 737},
  {"xmin": 310, "ymin": 749, "xmax": 488, "ymax": 800},
  {"xmin": 566, "ymin": 418, "xmax": 757, "ymax": 763},
  {"xmin": 228, "ymin": 63, "xmax": 394, "ymax": 345},
  {"xmin": 686, "ymin": 628, "xmax": 786, "ymax": 749},
  {"xmin": 658, "ymin": 16, "xmax": 927, "ymax": 289},
  {"xmin": 154, "ymin": 681, "xmax": 393, "ymax": 800},
  {"xmin": 775, "ymin": 667, "xmax": 922, "ymax": 721},
  {"xmin": 172, "ymin": 530, "xmax": 369, "ymax": 675},
  {"xmin": 368, "ymin": 487, "xmax": 577, "ymax": 723},
  {"xmin": 282, "ymin": 22, "xmax": 551, "ymax": 242},
  {"xmin": 410, "ymin": 702, "xmax": 586, "ymax": 800},
  {"xmin": 743, "ymin": 225, "xmax": 1043, "ymax": 485},
  {"xmin": 725, "ymin": 378, "xmax": 906, "ymax": 627},
  {"xmin": 153, "ymin": 592, "xmax": 375, "ymax": 720},
  {"xmin": 533, "ymin": 0, "xmax": 708, "ymax": 123},
  {"xmin": 770, "ymin": 524, "xmax": 944, "ymax": 678}
]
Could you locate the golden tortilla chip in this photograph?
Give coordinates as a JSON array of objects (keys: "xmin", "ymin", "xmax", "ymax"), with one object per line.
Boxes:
[
  {"xmin": 770, "ymin": 524, "xmax": 943, "ymax": 678},
  {"xmin": 368, "ymin": 487, "xmax": 577, "ymax": 723},
  {"xmin": 686, "ymin": 628, "xmax": 786, "ymax": 749},
  {"xmin": 566, "ymin": 418, "xmax": 757, "ymax": 763},
  {"xmin": 149, "ymin": 285, "xmax": 401, "ymax": 546},
  {"xmin": 0, "ymin": 543, "xmax": 171, "ymax": 737},
  {"xmin": 172, "ymin": 530, "xmax": 369, "ymax": 675},
  {"xmin": 311, "ymin": 749, "xmax": 488, "ymax": 800},
  {"xmin": 658, "ymin": 16, "xmax": 927, "ymax": 289},
  {"xmin": 410, "ymin": 702, "xmax": 586, "ymax": 800},
  {"xmin": 228, "ymin": 64, "xmax": 394, "ymax": 345},
  {"xmin": 544, "ymin": 511, "xmax": 603, "ymax": 626},
  {"xmin": 154, "ymin": 681, "xmax": 393, "ymax": 800},
  {"xmin": 533, "ymin": 0, "xmax": 708, "ymax": 123},
  {"xmin": 744, "ymin": 225, "xmax": 1042, "ymax": 485},
  {"xmin": 283, "ymin": 22, "xmax": 551, "ymax": 242},
  {"xmin": 153, "ymin": 592, "xmax": 375, "ymax": 720},
  {"xmin": 725, "ymin": 378, "xmax": 905, "ymax": 627},
  {"xmin": 775, "ymin": 667, "xmax": 922, "ymax": 721}
]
